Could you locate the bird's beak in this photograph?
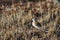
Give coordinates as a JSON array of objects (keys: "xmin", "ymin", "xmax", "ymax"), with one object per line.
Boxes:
[{"xmin": 31, "ymin": 20, "xmax": 33, "ymax": 22}]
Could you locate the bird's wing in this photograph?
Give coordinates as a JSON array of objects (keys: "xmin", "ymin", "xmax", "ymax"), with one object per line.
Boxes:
[{"xmin": 36, "ymin": 22, "xmax": 42, "ymax": 27}]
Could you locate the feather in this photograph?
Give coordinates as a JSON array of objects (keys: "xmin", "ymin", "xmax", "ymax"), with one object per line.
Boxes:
[{"xmin": 32, "ymin": 18, "xmax": 42, "ymax": 29}]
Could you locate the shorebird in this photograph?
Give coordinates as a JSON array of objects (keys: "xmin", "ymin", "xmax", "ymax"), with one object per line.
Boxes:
[{"xmin": 32, "ymin": 18, "xmax": 42, "ymax": 29}]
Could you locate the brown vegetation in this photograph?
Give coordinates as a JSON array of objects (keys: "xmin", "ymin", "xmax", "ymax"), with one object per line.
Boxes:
[{"xmin": 0, "ymin": 0, "xmax": 60, "ymax": 40}]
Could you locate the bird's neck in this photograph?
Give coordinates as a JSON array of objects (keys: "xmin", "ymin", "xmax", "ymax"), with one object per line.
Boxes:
[{"xmin": 33, "ymin": 20, "xmax": 35, "ymax": 22}]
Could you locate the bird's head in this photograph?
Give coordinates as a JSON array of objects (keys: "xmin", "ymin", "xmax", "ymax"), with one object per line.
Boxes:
[{"xmin": 32, "ymin": 18, "xmax": 37, "ymax": 22}]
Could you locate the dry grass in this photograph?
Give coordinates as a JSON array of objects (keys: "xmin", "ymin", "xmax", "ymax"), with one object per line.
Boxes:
[{"xmin": 0, "ymin": 0, "xmax": 60, "ymax": 40}]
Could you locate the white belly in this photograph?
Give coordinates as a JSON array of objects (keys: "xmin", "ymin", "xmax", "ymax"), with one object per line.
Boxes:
[{"xmin": 32, "ymin": 22, "xmax": 39, "ymax": 29}]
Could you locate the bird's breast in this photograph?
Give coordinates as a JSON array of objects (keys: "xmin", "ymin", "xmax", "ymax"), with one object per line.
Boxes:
[{"xmin": 32, "ymin": 22, "xmax": 40, "ymax": 29}]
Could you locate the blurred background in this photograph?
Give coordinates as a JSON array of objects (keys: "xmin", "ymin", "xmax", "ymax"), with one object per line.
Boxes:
[{"xmin": 0, "ymin": 0, "xmax": 60, "ymax": 40}]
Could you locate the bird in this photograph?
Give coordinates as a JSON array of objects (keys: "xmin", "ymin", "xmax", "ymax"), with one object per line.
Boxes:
[{"xmin": 32, "ymin": 18, "xmax": 42, "ymax": 29}]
